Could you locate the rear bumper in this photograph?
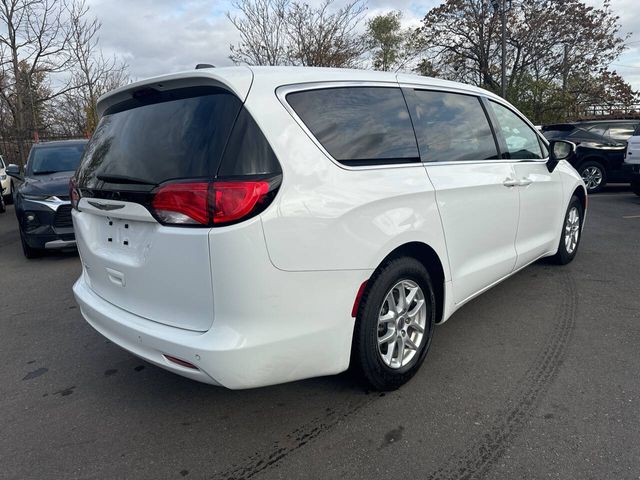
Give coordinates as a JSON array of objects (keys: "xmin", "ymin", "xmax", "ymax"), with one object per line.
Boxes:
[
  {"xmin": 73, "ymin": 263, "xmax": 369, "ymax": 389},
  {"xmin": 74, "ymin": 277, "xmax": 222, "ymax": 385}
]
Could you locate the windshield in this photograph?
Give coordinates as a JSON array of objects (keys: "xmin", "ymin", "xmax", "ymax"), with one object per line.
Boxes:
[{"xmin": 28, "ymin": 144, "xmax": 86, "ymax": 175}]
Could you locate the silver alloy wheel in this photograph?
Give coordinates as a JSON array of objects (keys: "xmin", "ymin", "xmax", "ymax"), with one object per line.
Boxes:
[
  {"xmin": 581, "ymin": 166, "xmax": 603, "ymax": 191},
  {"xmin": 377, "ymin": 279, "xmax": 427, "ymax": 369},
  {"xmin": 564, "ymin": 206, "xmax": 581, "ymax": 254}
]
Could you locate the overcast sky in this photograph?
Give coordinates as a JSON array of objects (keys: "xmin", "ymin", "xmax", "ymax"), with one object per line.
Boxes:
[{"xmin": 85, "ymin": 0, "xmax": 640, "ymax": 89}]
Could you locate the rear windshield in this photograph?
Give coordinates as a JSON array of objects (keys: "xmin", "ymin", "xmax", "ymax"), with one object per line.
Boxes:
[
  {"xmin": 76, "ymin": 86, "xmax": 243, "ymax": 188},
  {"xmin": 28, "ymin": 143, "xmax": 86, "ymax": 175}
]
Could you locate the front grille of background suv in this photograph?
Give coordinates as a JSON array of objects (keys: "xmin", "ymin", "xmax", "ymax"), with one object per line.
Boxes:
[{"xmin": 54, "ymin": 205, "xmax": 73, "ymax": 229}]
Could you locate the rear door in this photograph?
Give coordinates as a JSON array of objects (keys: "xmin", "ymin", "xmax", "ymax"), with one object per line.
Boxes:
[
  {"xmin": 487, "ymin": 100, "xmax": 563, "ymax": 268},
  {"xmin": 73, "ymin": 85, "xmax": 244, "ymax": 332},
  {"xmin": 403, "ymin": 87, "xmax": 519, "ymax": 305}
]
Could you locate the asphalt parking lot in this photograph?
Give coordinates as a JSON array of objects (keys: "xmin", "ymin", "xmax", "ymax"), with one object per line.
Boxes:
[{"xmin": 1, "ymin": 189, "xmax": 639, "ymax": 480}]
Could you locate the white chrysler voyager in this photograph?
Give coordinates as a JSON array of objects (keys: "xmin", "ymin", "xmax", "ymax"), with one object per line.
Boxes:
[{"xmin": 71, "ymin": 67, "xmax": 586, "ymax": 390}]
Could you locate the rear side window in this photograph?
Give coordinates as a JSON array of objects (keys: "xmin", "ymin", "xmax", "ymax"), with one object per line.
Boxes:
[
  {"xmin": 286, "ymin": 87, "xmax": 419, "ymax": 166},
  {"xmin": 607, "ymin": 123, "xmax": 636, "ymax": 141},
  {"xmin": 490, "ymin": 101, "xmax": 543, "ymax": 160},
  {"xmin": 409, "ymin": 90, "xmax": 498, "ymax": 162},
  {"xmin": 76, "ymin": 86, "xmax": 243, "ymax": 188},
  {"xmin": 218, "ymin": 107, "xmax": 281, "ymax": 176}
]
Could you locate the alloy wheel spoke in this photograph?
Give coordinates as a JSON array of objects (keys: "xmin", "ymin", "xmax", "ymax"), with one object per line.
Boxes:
[
  {"xmin": 379, "ymin": 310, "xmax": 395, "ymax": 324},
  {"xmin": 407, "ymin": 298, "xmax": 425, "ymax": 318},
  {"xmin": 396, "ymin": 285, "xmax": 407, "ymax": 313},
  {"xmin": 378, "ymin": 329, "xmax": 396, "ymax": 345},
  {"xmin": 410, "ymin": 321, "xmax": 424, "ymax": 334},
  {"xmin": 405, "ymin": 335, "xmax": 419, "ymax": 351},
  {"xmin": 405, "ymin": 286, "xmax": 418, "ymax": 308},
  {"xmin": 395, "ymin": 335, "xmax": 406, "ymax": 364}
]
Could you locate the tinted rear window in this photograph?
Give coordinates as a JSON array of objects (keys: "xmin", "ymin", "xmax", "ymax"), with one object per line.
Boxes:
[
  {"xmin": 76, "ymin": 86, "xmax": 242, "ymax": 188},
  {"xmin": 286, "ymin": 87, "xmax": 419, "ymax": 166},
  {"xmin": 218, "ymin": 107, "xmax": 281, "ymax": 176}
]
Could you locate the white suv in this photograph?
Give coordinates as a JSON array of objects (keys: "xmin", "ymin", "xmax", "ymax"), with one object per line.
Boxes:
[{"xmin": 71, "ymin": 67, "xmax": 586, "ymax": 390}]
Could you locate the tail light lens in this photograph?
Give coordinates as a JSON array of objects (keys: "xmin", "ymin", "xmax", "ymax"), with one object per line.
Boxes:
[
  {"xmin": 70, "ymin": 177, "xmax": 80, "ymax": 210},
  {"xmin": 152, "ymin": 182, "xmax": 211, "ymax": 225},
  {"xmin": 151, "ymin": 178, "xmax": 278, "ymax": 227}
]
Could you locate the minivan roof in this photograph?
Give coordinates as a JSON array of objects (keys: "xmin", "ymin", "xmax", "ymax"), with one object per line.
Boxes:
[{"xmin": 97, "ymin": 66, "xmax": 503, "ymax": 117}]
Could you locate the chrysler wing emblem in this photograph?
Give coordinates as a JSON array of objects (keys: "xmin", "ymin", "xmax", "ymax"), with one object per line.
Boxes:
[{"xmin": 88, "ymin": 200, "xmax": 125, "ymax": 211}]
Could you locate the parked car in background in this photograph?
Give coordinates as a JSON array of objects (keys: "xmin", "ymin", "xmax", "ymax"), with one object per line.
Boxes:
[
  {"xmin": 574, "ymin": 119, "xmax": 640, "ymax": 142},
  {"xmin": 71, "ymin": 67, "xmax": 586, "ymax": 391},
  {"xmin": 6, "ymin": 139, "xmax": 88, "ymax": 258},
  {"xmin": 0, "ymin": 154, "xmax": 11, "ymax": 204},
  {"xmin": 541, "ymin": 122, "xmax": 630, "ymax": 192},
  {"xmin": 626, "ymin": 134, "xmax": 640, "ymax": 196}
]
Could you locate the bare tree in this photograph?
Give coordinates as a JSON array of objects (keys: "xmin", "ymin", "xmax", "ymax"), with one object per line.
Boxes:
[
  {"xmin": 0, "ymin": 0, "xmax": 76, "ymax": 162},
  {"xmin": 227, "ymin": 0, "xmax": 367, "ymax": 68},
  {"xmin": 286, "ymin": 0, "xmax": 367, "ymax": 67},
  {"xmin": 65, "ymin": 0, "xmax": 129, "ymax": 134},
  {"xmin": 227, "ymin": 0, "xmax": 290, "ymax": 66}
]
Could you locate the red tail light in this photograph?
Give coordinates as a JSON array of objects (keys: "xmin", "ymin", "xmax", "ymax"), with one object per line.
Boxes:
[
  {"xmin": 213, "ymin": 181, "xmax": 270, "ymax": 224},
  {"xmin": 70, "ymin": 177, "xmax": 80, "ymax": 210},
  {"xmin": 151, "ymin": 179, "xmax": 276, "ymax": 227},
  {"xmin": 152, "ymin": 182, "xmax": 211, "ymax": 225}
]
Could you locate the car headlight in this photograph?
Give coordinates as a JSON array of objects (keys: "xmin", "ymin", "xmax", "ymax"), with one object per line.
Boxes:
[
  {"xmin": 0, "ymin": 174, "xmax": 6, "ymax": 180},
  {"xmin": 22, "ymin": 194, "xmax": 60, "ymax": 201}
]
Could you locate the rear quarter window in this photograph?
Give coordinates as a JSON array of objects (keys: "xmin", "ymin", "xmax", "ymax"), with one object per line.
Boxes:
[{"xmin": 286, "ymin": 86, "xmax": 420, "ymax": 167}]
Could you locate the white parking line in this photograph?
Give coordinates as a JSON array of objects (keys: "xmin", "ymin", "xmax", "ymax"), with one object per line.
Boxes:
[{"xmin": 623, "ymin": 215, "xmax": 640, "ymax": 219}]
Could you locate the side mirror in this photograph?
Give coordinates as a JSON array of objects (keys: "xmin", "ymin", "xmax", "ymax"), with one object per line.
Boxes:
[
  {"xmin": 547, "ymin": 140, "xmax": 576, "ymax": 172},
  {"xmin": 6, "ymin": 163, "xmax": 22, "ymax": 180}
]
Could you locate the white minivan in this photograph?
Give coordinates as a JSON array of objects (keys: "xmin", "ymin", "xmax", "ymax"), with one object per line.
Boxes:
[{"xmin": 71, "ymin": 67, "xmax": 586, "ymax": 390}]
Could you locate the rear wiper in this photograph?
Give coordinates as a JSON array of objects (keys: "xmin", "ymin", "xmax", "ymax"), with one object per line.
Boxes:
[
  {"xmin": 33, "ymin": 170, "xmax": 60, "ymax": 175},
  {"xmin": 96, "ymin": 174, "xmax": 155, "ymax": 185}
]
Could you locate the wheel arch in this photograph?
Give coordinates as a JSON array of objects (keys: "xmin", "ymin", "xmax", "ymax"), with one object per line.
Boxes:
[
  {"xmin": 572, "ymin": 185, "xmax": 587, "ymax": 212},
  {"xmin": 577, "ymin": 155, "xmax": 609, "ymax": 170},
  {"xmin": 372, "ymin": 242, "xmax": 445, "ymax": 324}
]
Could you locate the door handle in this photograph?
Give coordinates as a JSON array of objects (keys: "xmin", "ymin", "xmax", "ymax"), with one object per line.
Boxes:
[
  {"xmin": 503, "ymin": 178, "xmax": 519, "ymax": 187},
  {"xmin": 518, "ymin": 177, "xmax": 533, "ymax": 186}
]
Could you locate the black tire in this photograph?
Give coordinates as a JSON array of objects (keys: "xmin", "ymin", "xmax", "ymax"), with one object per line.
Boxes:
[
  {"xmin": 352, "ymin": 257, "xmax": 436, "ymax": 391},
  {"xmin": 551, "ymin": 195, "xmax": 584, "ymax": 265},
  {"xmin": 0, "ymin": 192, "xmax": 5, "ymax": 213},
  {"xmin": 20, "ymin": 228, "xmax": 42, "ymax": 259},
  {"xmin": 632, "ymin": 178, "xmax": 640, "ymax": 197},
  {"xmin": 578, "ymin": 160, "xmax": 607, "ymax": 193}
]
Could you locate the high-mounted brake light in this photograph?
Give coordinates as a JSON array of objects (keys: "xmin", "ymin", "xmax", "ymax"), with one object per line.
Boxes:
[{"xmin": 151, "ymin": 179, "xmax": 275, "ymax": 227}]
